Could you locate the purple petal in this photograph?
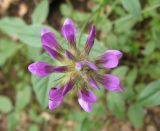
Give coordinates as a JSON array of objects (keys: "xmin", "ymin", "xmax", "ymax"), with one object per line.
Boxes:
[
  {"xmin": 86, "ymin": 61, "xmax": 99, "ymax": 71},
  {"xmin": 28, "ymin": 62, "xmax": 54, "ymax": 77},
  {"xmin": 98, "ymin": 74, "xmax": 124, "ymax": 92},
  {"xmin": 41, "ymin": 31, "xmax": 62, "ymax": 51},
  {"xmin": 43, "ymin": 45, "xmax": 63, "ymax": 60},
  {"xmin": 107, "ymin": 50, "xmax": 123, "ymax": 59},
  {"xmin": 61, "ymin": 18, "xmax": 77, "ymax": 46},
  {"xmin": 49, "ymin": 86, "xmax": 63, "ymax": 101},
  {"xmin": 78, "ymin": 98, "xmax": 92, "ymax": 112},
  {"xmin": 97, "ymin": 50, "xmax": 123, "ymax": 68},
  {"xmin": 102, "ymin": 55, "xmax": 119, "ymax": 68},
  {"xmin": 48, "ymin": 100, "xmax": 62, "ymax": 110},
  {"xmin": 85, "ymin": 25, "xmax": 96, "ymax": 54},
  {"xmin": 62, "ymin": 80, "xmax": 74, "ymax": 96},
  {"xmin": 80, "ymin": 89, "xmax": 97, "ymax": 103},
  {"xmin": 52, "ymin": 66, "xmax": 68, "ymax": 72},
  {"xmin": 65, "ymin": 50, "xmax": 76, "ymax": 61},
  {"xmin": 87, "ymin": 77, "xmax": 99, "ymax": 90}
]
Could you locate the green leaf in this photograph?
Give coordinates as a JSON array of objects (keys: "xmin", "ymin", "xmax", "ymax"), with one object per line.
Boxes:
[
  {"xmin": 96, "ymin": 17, "xmax": 112, "ymax": 32},
  {"xmin": 60, "ymin": 4, "xmax": 73, "ymax": 17},
  {"xmin": 27, "ymin": 46, "xmax": 42, "ymax": 60},
  {"xmin": 122, "ymin": 0, "xmax": 141, "ymax": 17},
  {"xmin": 107, "ymin": 92, "xmax": 125, "ymax": 118},
  {"xmin": 121, "ymin": 0, "xmax": 141, "ymax": 17},
  {"xmin": 17, "ymin": 25, "xmax": 58, "ymax": 47},
  {"xmin": 29, "ymin": 124, "xmax": 39, "ymax": 131},
  {"xmin": 29, "ymin": 109, "xmax": 44, "ymax": 123},
  {"xmin": 112, "ymin": 66, "xmax": 129, "ymax": 80},
  {"xmin": 123, "ymin": 87, "xmax": 135, "ymax": 101},
  {"xmin": 68, "ymin": 111, "xmax": 87, "ymax": 122},
  {"xmin": 143, "ymin": 41, "xmax": 156, "ymax": 56},
  {"xmin": 126, "ymin": 68, "xmax": 138, "ymax": 87},
  {"xmin": 32, "ymin": 76, "xmax": 52, "ymax": 108},
  {"xmin": 0, "ymin": 96, "xmax": 13, "ymax": 113},
  {"xmin": 128, "ymin": 104, "xmax": 144, "ymax": 128},
  {"xmin": 80, "ymin": 118, "xmax": 101, "ymax": 131},
  {"xmin": 72, "ymin": 12, "xmax": 90, "ymax": 22},
  {"xmin": 0, "ymin": 39, "xmax": 20, "ymax": 66},
  {"xmin": 16, "ymin": 83, "xmax": 31, "ymax": 110},
  {"xmin": 17, "ymin": 25, "xmax": 43, "ymax": 47},
  {"xmin": 91, "ymin": 103, "xmax": 106, "ymax": 117},
  {"xmin": 105, "ymin": 33, "xmax": 118, "ymax": 48},
  {"xmin": 115, "ymin": 16, "xmax": 136, "ymax": 33},
  {"xmin": 138, "ymin": 80, "xmax": 160, "ymax": 106},
  {"xmin": 0, "ymin": 17, "xmax": 56, "ymax": 48},
  {"xmin": 32, "ymin": 0, "xmax": 49, "ymax": 24},
  {"xmin": 7, "ymin": 111, "xmax": 20, "ymax": 131},
  {"xmin": 0, "ymin": 17, "xmax": 26, "ymax": 36}
]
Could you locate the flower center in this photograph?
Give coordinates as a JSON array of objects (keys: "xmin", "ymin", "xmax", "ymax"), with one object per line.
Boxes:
[{"xmin": 75, "ymin": 62, "xmax": 82, "ymax": 71}]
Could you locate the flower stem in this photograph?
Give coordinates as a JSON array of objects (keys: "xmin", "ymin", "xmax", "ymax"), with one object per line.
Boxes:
[{"xmin": 78, "ymin": 4, "xmax": 104, "ymax": 45}]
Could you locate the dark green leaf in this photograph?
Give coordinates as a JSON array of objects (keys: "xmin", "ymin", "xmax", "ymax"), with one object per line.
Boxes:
[
  {"xmin": 68, "ymin": 111, "xmax": 87, "ymax": 122},
  {"xmin": 143, "ymin": 41, "xmax": 156, "ymax": 56},
  {"xmin": 16, "ymin": 83, "xmax": 31, "ymax": 110},
  {"xmin": 128, "ymin": 104, "xmax": 144, "ymax": 128},
  {"xmin": 29, "ymin": 109, "xmax": 44, "ymax": 124},
  {"xmin": 138, "ymin": 80, "xmax": 160, "ymax": 106},
  {"xmin": 0, "ymin": 96, "xmax": 13, "ymax": 113},
  {"xmin": 0, "ymin": 39, "xmax": 20, "ymax": 66},
  {"xmin": 91, "ymin": 103, "xmax": 106, "ymax": 117},
  {"xmin": 112, "ymin": 66, "xmax": 129, "ymax": 80},
  {"xmin": 126, "ymin": 68, "xmax": 138, "ymax": 87},
  {"xmin": 107, "ymin": 92, "xmax": 125, "ymax": 118},
  {"xmin": 7, "ymin": 111, "xmax": 20, "ymax": 131},
  {"xmin": 29, "ymin": 124, "xmax": 39, "ymax": 131},
  {"xmin": 80, "ymin": 118, "xmax": 101, "ymax": 131}
]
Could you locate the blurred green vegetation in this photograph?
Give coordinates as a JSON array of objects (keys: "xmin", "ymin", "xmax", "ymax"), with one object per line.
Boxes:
[{"xmin": 0, "ymin": 0, "xmax": 160, "ymax": 130}]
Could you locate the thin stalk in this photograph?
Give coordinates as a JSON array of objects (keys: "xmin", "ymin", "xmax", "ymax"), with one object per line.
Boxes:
[{"xmin": 78, "ymin": 4, "xmax": 104, "ymax": 45}]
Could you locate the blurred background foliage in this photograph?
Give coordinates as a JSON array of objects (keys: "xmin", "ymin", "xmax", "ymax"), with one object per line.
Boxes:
[{"xmin": 0, "ymin": 0, "xmax": 160, "ymax": 131}]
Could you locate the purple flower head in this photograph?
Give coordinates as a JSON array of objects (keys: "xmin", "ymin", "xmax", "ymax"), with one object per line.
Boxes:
[{"xmin": 28, "ymin": 18, "xmax": 124, "ymax": 112}]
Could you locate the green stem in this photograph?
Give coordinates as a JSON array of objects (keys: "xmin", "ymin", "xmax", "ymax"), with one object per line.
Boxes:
[{"xmin": 78, "ymin": 4, "xmax": 104, "ymax": 45}]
